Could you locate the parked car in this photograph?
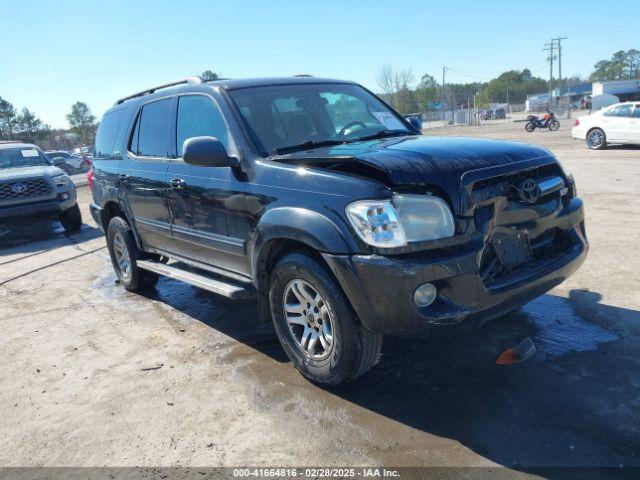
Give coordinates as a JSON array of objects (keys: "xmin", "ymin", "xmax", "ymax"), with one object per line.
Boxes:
[
  {"xmin": 0, "ymin": 142, "xmax": 82, "ymax": 232},
  {"xmin": 91, "ymin": 76, "xmax": 587, "ymax": 384},
  {"xmin": 481, "ymin": 108, "xmax": 506, "ymax": 120},
  {"xmin": 572, "ymin": 102, "xmax": 640, "ymax": 149},
  {"xmin": 45, "ymin": 150, "xmax": 89, "ymax": 172}
]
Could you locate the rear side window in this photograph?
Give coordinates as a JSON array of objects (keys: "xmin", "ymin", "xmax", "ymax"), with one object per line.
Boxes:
[
  {"xmin": 95, "ymin": 108, "xmax": 127, "ymax": 159},
  {"xmin": 633, "ymin": 106, "xmax": 640, "ymax": 118},
  {"xmin": 176, "ymin": 95, "xmax": 229, "ymax": 157},
  {"xmin": 607, "ymin": 104, "xmax": 634, "ymax": 117},
  {"xmin": 132, "ymin": 98, "xmax": 172, "ymax": 157}
]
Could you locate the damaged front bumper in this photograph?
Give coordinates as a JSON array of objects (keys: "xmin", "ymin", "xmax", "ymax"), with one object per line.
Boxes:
[{"xmin": 323, "ymin": 198, "xmax": 587, "ymax": 337}]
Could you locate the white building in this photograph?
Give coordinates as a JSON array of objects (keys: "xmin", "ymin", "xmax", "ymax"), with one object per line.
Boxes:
[{"xmin": 592, "ymin": 79, "xmax": 640, "ymax": 100}]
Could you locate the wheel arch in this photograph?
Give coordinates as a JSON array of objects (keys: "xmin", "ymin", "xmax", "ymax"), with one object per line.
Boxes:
[
  {"xmin": 250, "ymin": 207, "xmax": 356, "ymax": 276},
  {"xmin": 100, "ymin": 200, "xmax": 144, "ymax": 249},
  {"xmin": 250, "ymin": 207, "xmax": 358, "ymax": 323}
]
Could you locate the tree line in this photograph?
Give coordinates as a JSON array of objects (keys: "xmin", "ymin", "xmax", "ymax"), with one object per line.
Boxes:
[
  {"xmin": 0, "ymin": 97, "xmax": 97, "ymax": 148},
  {"xmin": 590, "ymin": 49, "xmax": 640, "ymax": 82},
  {"xmin": 376, "ymin": 65, "xmax": 551, "ymax": 114},
  {"xmin": 376, "ymin": 48, "xmax": 639, "ymax": 114}
]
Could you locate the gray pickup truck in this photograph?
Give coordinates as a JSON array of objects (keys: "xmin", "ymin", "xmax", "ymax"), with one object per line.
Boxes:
[{"xmin": 0, "ymin": 142, "xmax": 82, "ymax": 232}]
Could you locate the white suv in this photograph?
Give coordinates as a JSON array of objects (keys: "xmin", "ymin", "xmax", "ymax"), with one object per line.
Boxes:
[{"xmin": 572, "ymin": 102, "xmax": 640, "ymax": 150}]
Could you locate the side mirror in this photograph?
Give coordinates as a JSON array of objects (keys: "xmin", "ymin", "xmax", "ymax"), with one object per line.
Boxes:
[
  {"xmin": 51, "ymin": 157, "xmax": 66, "ymax": 166},
  {"xmin": 405, "ymin": 115, "xmax": 422, "ymax": 132},
  {"xmin": 182, "ymin": 136, "xmax": 239, "ymax": 168}
]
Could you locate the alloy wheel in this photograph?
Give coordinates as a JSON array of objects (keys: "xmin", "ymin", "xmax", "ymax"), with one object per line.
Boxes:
[
  {"xmin": 587, "ymin": 130, "xmax": 604, "ymax": 149},
  {"xmin": 283, "ymin": 279, "xmax": 334, "ymax": 359},
  {"xmin": 113, "ymin": 232, "xmax": 132, "ymax": 281}
]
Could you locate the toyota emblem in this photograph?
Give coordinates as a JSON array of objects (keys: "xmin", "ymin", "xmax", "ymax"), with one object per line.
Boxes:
[
  {"xmin": 11, "ymin": 182, "xmax": 27, "ymax": 194},
  {"xmin": 518, "ymin": 178, "xmax": 540, "ymax": 204}
]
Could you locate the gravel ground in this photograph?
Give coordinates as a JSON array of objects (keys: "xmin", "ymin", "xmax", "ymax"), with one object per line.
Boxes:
[{"xmin": 1, "ymin": 119, "xmax": 639, "ymax": 478}]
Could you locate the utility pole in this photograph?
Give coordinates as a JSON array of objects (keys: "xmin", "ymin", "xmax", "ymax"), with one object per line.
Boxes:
[
  {"xmin": 552, "ymin": 36, "xmax": 568, "ymax": 115},
  {"xmin": 442, "ymin": 66, "xmax": 447, "ymax": 126},
  {"xmin": 544, "ymin": 40, "xmax": 556, "ymax": 110}
]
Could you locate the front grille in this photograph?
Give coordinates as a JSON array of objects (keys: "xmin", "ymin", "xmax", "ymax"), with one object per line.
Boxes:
[
  {"xmin": 473, "ymin": 163, "xmax": 562, "ymax": 192},
  {"xmin": 0, "ymin": 178, "xmax": 52, "ymax": 202},
  {"xmin": 472, "ymin": 162, "xmax": 575, "ymax": 289}
]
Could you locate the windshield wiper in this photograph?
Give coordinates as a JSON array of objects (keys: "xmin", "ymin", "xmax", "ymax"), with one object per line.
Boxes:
[
  {"xmin": 275, "ymin": 140, "xmax": 346, "ymax": 155},
  {"xmin": 350, "ymin": 129, "xmax": 408, "ymax": 143}
]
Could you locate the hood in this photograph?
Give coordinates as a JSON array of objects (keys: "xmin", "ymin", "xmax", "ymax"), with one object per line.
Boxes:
[
  {"xmin": 274, "ymin": 136, "xmax": 558, "ymax": 213},
  {"xmin": 0, "ymin": 165, "xmax": 64, "ymax": 182}
]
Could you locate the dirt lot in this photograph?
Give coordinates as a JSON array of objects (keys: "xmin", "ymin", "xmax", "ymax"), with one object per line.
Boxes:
[{"xmin": 1, "ymin": 119, "xmax": 639, "ymax": 477}]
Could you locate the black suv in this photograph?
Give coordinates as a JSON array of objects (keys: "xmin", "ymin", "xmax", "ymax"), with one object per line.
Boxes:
[{"xmin": 90, "ymin": 76, "xmax": 587, "ymax": 384}]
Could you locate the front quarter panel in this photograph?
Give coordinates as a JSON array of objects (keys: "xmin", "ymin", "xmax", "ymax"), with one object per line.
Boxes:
[{"xmin": 247, "ymin": 158, "xmax": 390, "ymax": 276}]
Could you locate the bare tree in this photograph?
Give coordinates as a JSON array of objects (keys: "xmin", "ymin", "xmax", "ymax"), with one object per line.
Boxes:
[
  {"xmin": 393, "ymin": 69, "xmax": 416, "ymax": 114},
  {"xmin": 376, "ymin": 65, "xmax": 395, "ymax": 105}
]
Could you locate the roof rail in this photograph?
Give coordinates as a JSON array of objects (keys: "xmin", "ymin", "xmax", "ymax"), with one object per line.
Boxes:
[
  {"xmin": 114, "ymin": 76, "xmax": 203, "ymax": 105},
  {"xmin": 293, "ymin": 74, "xmax": 313, "ymax": 77}
]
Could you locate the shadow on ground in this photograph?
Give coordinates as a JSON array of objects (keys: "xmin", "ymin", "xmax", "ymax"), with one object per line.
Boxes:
[
  {"xmin": 0, "ymin": 219, "xmax": 101, "ymax": 253},
  {"xmin": 137, "ymin": 276, "xmax": 640, "ymax": 474},
  {"xmin": 328, "ymin": 289, "xmax": 639, "ymax": 475}
]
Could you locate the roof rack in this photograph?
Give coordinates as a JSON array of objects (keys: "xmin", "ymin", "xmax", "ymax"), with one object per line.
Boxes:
[{"xmin": 115, "ymin": 76, "xmax": 203, "ymax": 105}]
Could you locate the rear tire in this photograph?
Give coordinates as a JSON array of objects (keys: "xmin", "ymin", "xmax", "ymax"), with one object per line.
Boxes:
[
  {"xmin": 106, "ymin": 217, "xmax": 158, "ymax": 292},
  {"xmin": 269, "ymin": 252, "xmax": 382, "ymax": 385},
  {"xmin": 60, "ymin": 204, "xmax": 82, "ymax": 232},
  {"xmin": 525, "ymin": 122, "xmax": 535, "ymax": 132},
  {"xmin": 586, "ymin": 128, "xmax": 606, "ymax": 150}
]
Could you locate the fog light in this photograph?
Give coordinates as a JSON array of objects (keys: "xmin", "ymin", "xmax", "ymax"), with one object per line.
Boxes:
[
  {"xmin": 413, "ymin": 283, "xmax": 437, "ymax": 307},
  {"xmin": 60, "ymin": 193, "xmax": 69, "ymax": 200}
]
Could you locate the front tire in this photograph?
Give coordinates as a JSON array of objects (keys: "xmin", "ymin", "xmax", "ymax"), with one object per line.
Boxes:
[
  {"xmin": 269, "ymin": 252, "xmax": 382, "ymax": 385},
  {"xmin": 525, "ymin": 122, "xmax": 535, "ymax": 132},
  {"xmin": 60, "ymin": 204, "xmax": 82, "ymax": 232},
  {"xmin": 549, "ymin": 119, "xmax": 560, "ymax": 131},
  {"xmin": 586, "ymin": 128, "xmax": 606, "ymax": 150},
  {"xmin": 106, "ymin": 217, "xmax": 158, "ymax": 292}
]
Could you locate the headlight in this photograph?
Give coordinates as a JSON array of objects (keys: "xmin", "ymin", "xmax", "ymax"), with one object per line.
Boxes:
[
  {"xmin": 346, "ymin": 200, "xmax": 406, "ymax": 247},
  {"xmin": 346, "ymin": 194, "xmax": 455, "ymax": 248},
  {"xmin": 393, "ymin": 194, "xmax": 455, "ymax": 242},
  {"xmin": 52, "ymin": 174, "xmax": 70, "ymax": 186}
]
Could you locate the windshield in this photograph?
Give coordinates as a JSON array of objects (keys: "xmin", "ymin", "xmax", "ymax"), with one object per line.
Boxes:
[
  {"xmin": 0, "ymin": 147, "xmax": 49, "ymax": 169},
  {"xmin": 228, "ymin": 83, "xmax": 410, "ymax": 155}
]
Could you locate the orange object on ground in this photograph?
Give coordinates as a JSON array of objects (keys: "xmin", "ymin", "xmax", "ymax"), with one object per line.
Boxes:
[{"xmin": 496, "ymin": 337, "xmax": 536, "ymax": 365}]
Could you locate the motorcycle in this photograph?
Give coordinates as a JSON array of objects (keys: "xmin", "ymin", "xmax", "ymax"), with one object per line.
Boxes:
[{"xmin": 525, "ymin": 112, "xmax": 560, "ymax": 132}]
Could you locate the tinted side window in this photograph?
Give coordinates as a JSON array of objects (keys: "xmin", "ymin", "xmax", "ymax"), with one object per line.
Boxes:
[
  {"xmin": 95, "ymin": 108, "xmax": 127, "ymax": 159},
  {"xmin": 176, "ymin": 95, "xmax": 229, "ymax": 157},
  {"xmin": 137, "ymin": 99, "xmax": 172, "ymax": 157},
  {"xmin": 633, "ymin": 106, "xmax": 640, "ymax": 118}
]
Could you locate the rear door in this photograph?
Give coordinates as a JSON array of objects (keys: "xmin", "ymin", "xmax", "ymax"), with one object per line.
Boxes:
[
  {"xmin": 166, "ymin": 94, "xmax": 250, "ymax": 274},
  {"xmin": 121, "ymin": 97, "xmax": 174, "ymax": 252}
]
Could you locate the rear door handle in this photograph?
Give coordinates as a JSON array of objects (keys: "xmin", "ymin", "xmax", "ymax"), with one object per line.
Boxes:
[
  {"xmin": 170, "ymin": 178, "xmax": 186, "ymax": 190},
  {"xmin": 118, "ymin": 174, "xmax": 130, "ymax": 184}
]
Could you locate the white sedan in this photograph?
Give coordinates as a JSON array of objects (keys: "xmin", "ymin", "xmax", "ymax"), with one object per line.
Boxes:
[{"xmin": 572, "ymin": 102, "xmax": 640, "ymax": 149}]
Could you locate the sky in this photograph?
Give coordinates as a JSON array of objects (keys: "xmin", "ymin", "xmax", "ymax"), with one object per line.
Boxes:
[{"xmin": 1, "ymin": 0, "xmax": 638, "ymax": 128}]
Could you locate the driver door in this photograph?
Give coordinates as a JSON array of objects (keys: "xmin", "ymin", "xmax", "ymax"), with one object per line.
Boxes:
[{"xmin": 165, "ymin": 94, "xmax": 251, "ymax": 275}]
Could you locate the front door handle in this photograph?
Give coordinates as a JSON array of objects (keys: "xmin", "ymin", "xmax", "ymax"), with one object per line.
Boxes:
[
  {"xmin": 170, "ymin": 178, "xmax": 186, "ymax": 190},
  {"xmin": 118, "ymin": 174, "xmax": 130, "ymax": 184}
]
